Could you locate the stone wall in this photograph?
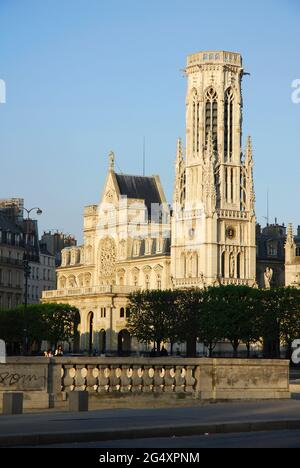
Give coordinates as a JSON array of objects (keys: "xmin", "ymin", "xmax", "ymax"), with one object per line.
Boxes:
[
  {"xmin": 0, "ymin": 358, "xmax": 50, "ymax": 409},
  {"xmin": 0, "ymin": 357, "xmax": 290, "ymax": 409}
]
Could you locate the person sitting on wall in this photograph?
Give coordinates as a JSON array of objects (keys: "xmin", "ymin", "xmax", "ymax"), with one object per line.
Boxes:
[
  {"xmin": 160, "ymin": 346, "xmax": 168, "ymax": 357},
  {"xmin": 55, "ymin": 345, "xmax": 64, "ymax": 357}
]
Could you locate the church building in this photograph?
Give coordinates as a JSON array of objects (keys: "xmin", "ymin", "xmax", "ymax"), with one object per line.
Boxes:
[{"xmin": 42, "ymin": 50, "xmax": 257, "ymax": 354}]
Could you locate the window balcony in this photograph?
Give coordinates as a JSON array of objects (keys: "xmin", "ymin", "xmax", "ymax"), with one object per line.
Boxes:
[{"xmin": 0, "ymin": 256, "xmax": 24, "ymax": 268}]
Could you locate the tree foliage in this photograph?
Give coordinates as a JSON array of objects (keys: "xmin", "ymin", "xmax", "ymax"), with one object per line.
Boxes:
[
  {"xmin": 0, "ymin": 303, "xmax": 80, "ymax": 352},
  {"xmin": 127, "ymin": 286, "xmax": 300, "ymax": 359}
]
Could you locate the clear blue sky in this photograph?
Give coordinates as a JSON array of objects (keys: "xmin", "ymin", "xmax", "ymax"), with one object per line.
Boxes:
[{"xmin": 0, "ymin": 0, "xmax": 299, "ymax": 242}]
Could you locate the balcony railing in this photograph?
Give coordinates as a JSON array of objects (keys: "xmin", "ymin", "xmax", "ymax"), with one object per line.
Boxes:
[
  {"xmin": 42, "ymin": 285, "xmax": 138, "ymax": 300},
  {"xmin": 173, "ymin": 277, "xmax": 206, "ymax": 287},
  {"xmin": 0, "ymin": 282, "xmax": 23, "ymax": 291},
  {"xmin": 173, "ymin": 277, "xmax": 253, "ymax": 287},
  {"xmin": 219, "ymin": 278, "xmax": 252, "ymax": 286},
  {"xmin": 0, "ymin": 256, "xmax": 24, "ymax": 267}
]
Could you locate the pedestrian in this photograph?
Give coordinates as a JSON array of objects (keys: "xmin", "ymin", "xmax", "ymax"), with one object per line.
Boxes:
[
  {"xmin": 160, "ymin": 346, "xmax": 168, "ymax": 357},
  {"xmin": 55, "ymin": 345, "xmax": 64, "ymax": 357}
]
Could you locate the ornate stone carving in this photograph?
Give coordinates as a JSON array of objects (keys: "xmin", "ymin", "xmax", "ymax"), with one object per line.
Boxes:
[{"xmin": 98, "ymin": 237, "xmax": 116, "ymax": 280}]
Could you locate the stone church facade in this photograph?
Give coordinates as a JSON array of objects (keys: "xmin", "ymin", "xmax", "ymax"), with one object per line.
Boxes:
[{"xmin": 42, "ymin": 50, "xmax": 257, "ymax": 354}]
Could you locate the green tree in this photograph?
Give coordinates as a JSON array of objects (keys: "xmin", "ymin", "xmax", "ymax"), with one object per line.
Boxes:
[
  {"xmin": 175, "ymin": 289, "xmax": 203, "ymax": 357},
  {"xmin": 200, "ymin": 287, "xmax": 225, "ymax": 357},
  {"xmin": 0, "ymin": 303, "xmax": 80, "ymax": 353},
  {"xmin": 277, "ymin": 288, "xmax": 300, "ymax": 359},
  {"xmin": 220, "ymin": 285, "xmax": 263, "ymax": 357},
  {"xmin": 127, "ymin": 290, "xmax": 178, "ymax": 354}
]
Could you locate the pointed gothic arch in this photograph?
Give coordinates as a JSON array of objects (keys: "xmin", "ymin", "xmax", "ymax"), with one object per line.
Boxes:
[{"xmin": 205, "ymin": 87, "xmax": 218, "ymax": 149}]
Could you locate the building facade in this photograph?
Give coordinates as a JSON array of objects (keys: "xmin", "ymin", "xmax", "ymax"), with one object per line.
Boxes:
[
  {"xmin": 0, "ymin": 212, "xmax": 24, "ymax": 309},
  {"xmin": 27, "ymin": 243, "xmax": 56, "ymax": 305},
  {"xmin": 43, "ymin": 50, "xmax": 257, "ymax": 354},
  {"xmin": 256, "ymin": 223, "xmax": 286, "ymax": 289},
  {"xmin": 41, "ymin": 231, "xmax": 77, "ymax": 267},
  {"xmin": 0, "ymin": 198, "xmax": 56, "ymax": 306}
]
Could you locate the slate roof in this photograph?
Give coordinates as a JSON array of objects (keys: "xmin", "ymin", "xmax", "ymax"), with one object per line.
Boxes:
[
  {"xmin": 115, "ymin": 174, "xmax": 162, "ymax": 216},
  {"xmin": 0, "ymin": 212, "xmax": 22, "ymax": 234}
]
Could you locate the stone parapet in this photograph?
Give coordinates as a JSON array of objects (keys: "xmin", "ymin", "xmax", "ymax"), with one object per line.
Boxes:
[{"xmin": 0, "ymin": 358, "xmax": 290, "ymax": 409}]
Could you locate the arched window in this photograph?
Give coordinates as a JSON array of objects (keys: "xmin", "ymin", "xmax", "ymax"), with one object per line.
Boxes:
[
  {"xmin": 120, "ymin": 307, "xmax": 125, "ymax": 318},
  {"xmin": 88, "ymin": 312, "xmax": 94, "ymax": 355},
  {"xmin": 224, "ymin": 88, "xmax": 234, "ymax": 161},
  {"xmin": 99, "ymin": 329, "xmax": 106, "ymax": 355},
  {"xmin": 205, "ymin": 88, "xmax": 218, "ymax": 149}
]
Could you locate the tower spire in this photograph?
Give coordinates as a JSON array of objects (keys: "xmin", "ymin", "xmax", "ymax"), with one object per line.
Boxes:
[
  {"xmin": 286, "ymin": 223, "xmax": 294, "ymax": 245},
  {"xmin": 285, "ymin": 223, "xmax": 296, "ymax": 264},
  {"xmin": 173, "ymin": 137, "xmax": 185, "ymax": 207},
  {"xmin": 203, "ymin": 131, "xmax": 217, "ymax": 216},
  {"xmin": 244, "ymin": 136, "xmax": 255, "ymax": 214},
  {"xmin": 109, "ymin": 151, "xmax": 115, "ymax": 171},
  {"xmin": 176, "ymin": 137, "xmax": 183, "ymax": 163}
]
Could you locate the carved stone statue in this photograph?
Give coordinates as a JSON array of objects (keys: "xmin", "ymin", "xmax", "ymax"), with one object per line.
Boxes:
[
  {"xmin": 85, "ymin": 274, "xmax": 91, "ymax": 287},
  {"xmin": 230, "ymin": 255, "xmax": 235, "ymax": 278},
  {"xmin": 69, "ymin": 276, "xmax": 77, "ymax": 288},
  {"xmin": 264, "ymin": 267, "xmax": 273, "ymax": 290}
]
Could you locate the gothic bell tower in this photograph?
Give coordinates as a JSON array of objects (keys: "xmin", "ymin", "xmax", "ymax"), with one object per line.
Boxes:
[{"xmin": 171, "ymin": 51, "xmax": 256, "ymax": 288}]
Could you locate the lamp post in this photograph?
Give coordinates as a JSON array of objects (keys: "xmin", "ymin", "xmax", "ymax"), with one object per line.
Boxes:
[{"xmin": 23, "ymin": 207, "xmax": 42, "ymax": 355}]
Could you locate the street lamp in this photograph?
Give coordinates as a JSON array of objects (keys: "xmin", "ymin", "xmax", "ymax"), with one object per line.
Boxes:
[{"xmin": 23, "ymin": 207, "xmax": 42, "ymax": 355}]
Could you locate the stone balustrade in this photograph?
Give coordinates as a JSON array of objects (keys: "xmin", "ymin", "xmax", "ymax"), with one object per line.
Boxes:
[
  {"xmin": 42, "ymin": 285, "xmax": 137, "ymax": 300},
  {"xmin": 0, "ymin": 357, "xmax": 291, "ymax": 409},
  {"xmin": 219, "ymin": 278, "xmax": 252, "ymax": 286},
  {"xmin": 60, "ymin": 359, "xmax": 197, "ymax": 395}
]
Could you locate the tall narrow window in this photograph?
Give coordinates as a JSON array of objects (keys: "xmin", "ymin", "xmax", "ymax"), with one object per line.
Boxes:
[
  {"xmin": 237, "ymin": 253, "xmax": 241, "ymax": 279},
  {"xmin": 221, "ymin": 252, "xmax": 226, "ymax": 278},
  {"xmin": 205, "ymin": 88, "xmax": 218, "ymax": 149},
  {"xmin": 196, "ymin": 102, "xmax": 200, "ymax": 153},
  {"xmin": 192, "ymin": 92, "xmax": 200, "ymax": 155},
  {"xmin": 193, "ymin": 100, "xmax": 196, "ymax": 154},
  {"xmin": 224, "ymin": 88, "xmax": 234, "ymax": 161}
]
